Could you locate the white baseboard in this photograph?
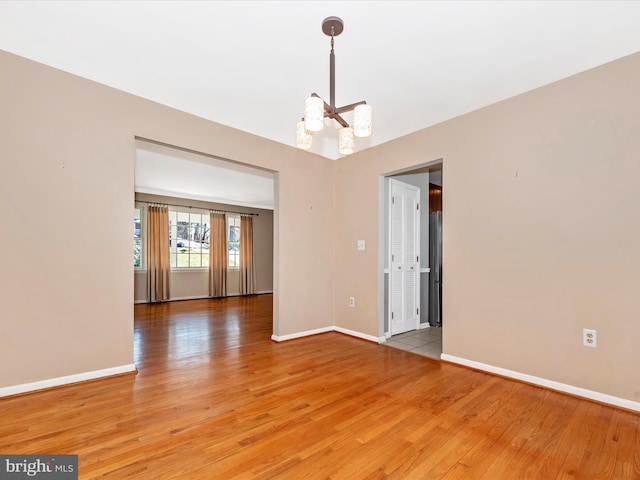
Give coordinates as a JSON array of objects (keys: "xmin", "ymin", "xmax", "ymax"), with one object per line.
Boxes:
[
  {"xmin": 271, "ymin": 326, "xmax": 380, "ymax": 344},
  {"xmin": 136, "ymin": 291, "xmax": 274, "ymax": 304},
  {"xmin": 441, "ymin": 354, "xmax": 640, "ymax": 413},
  {"xmin": 0, "ymin": 364, "xmax": 137, "ymax": 398},
  {"xmin": 333, "ymin": 326, "xmax": 380, "ymax": 343},
  {"xmin": 271, "ymin": 326, "xmax": 334, "ymax": 342}
]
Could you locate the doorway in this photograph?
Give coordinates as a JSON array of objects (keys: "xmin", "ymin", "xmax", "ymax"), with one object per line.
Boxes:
[
  {"xmin": 379, "ymin": 161, "xmax": 443, "ymax": 359},
  {"xmin": 132, "ymin": 138, "xmax": 276, "ymax": 326}
]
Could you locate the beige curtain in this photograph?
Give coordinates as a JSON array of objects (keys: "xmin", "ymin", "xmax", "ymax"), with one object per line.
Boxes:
[
  {"xmin": 147, "ymin": 205, "xmax": 170, "ymax": 302},
  {"xmin": 239, "ymin": 215, "xmax": 257, "ymax": 295},
  {"xmin": 209, "ymin": 212, "xmax": 227, "ymax": 297}
]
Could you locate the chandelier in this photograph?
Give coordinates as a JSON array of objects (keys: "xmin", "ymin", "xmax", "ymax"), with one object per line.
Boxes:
[{"xmin": 296, "ymin": 16, "xmax": 372, "ymax": 155}]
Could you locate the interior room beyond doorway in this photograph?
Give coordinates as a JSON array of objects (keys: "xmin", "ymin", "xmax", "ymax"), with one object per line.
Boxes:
[{"xmin": 381, "ymin": 161, "xmax": 443, "ymax": 358}]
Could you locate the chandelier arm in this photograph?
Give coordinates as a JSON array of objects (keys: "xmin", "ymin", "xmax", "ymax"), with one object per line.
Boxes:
[
  {"xmin": 308, "ymin": 93, "xmax": 353, "ymax": 128},
  {"xmin": 311, "ymin": 93, "xmax": 337, "ymax": 117},
  {"xmin": 334, "ymin": 101, "xmax": 367, "ymax": 115},
  {"xmin": 309, "ymin": 92, "xmax": 350, "ymax": 127},
  {"xmin": 326, "ymin": 113, "xmax": 350, "ymax": 128}
]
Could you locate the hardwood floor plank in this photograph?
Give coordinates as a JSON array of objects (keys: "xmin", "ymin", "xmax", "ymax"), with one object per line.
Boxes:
[
  {"xmin": 440, "ymin": 388, "xmax": 550, "ymax": 479},
  {"xmin": 612, "ymin": 410, "xmax": 640, "ymax": 479},
  {"xmin": 1, "ymin": 295, "xmax": 638, "ymax": 479},
  {"xmin": 590, "ymin": 409, "xmax": 629, "ymax": 479},
  {"xmin": 380, "ymin": 380, "xmax": 512, "ymax": 478},
  {"xmin": 421, "ymin": 382, "xmax": 534, "ymax": 478},
  {"xmin": 577, "ymin": 404, "xmax": 618, "ymax": 476},
  {"xmin": 550, "ymin": 401, "xmax": 607, "ymax": 480},
  {"xmin": 493, "ymin": 392, "xmax": 575, "ymax": 479}
]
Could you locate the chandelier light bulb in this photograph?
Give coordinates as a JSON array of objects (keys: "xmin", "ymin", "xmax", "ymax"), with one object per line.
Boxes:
[
  {"xmin": 304, "ymin": 97, "xmax": 325, "ymax": 132},
  {"xmin": 338, "ymin": 127, "xmax": 355, "ymax": 155},
  {"xmin": 296, "ymin": 121, "xmax": 313, "ymax": 149},
  {"xmin": 353, "ymin": 104, "xmax": 372, "ymax": 137}
]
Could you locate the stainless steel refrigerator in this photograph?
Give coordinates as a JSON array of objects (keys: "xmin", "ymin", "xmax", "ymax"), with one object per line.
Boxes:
[{"xmin": 428, "ymin": 211, "xmax": 442, "ymax": 327}]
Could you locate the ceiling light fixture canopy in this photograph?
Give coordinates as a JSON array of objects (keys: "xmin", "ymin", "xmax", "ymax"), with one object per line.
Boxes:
[{"xmin": 296, "ymin": 16, "xmax": 372, "ymax": 156}]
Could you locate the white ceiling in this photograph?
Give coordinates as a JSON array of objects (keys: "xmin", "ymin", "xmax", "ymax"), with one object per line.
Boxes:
[
  {"xmin": 135, "ymin": 141, "xmax": 275, "ymax": 210},
  {"xmin": 2, "ymin": 1, "xmax": 639, "ymax": 204}
]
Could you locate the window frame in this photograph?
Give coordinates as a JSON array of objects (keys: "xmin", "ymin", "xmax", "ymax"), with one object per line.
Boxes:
[{"xmin": 169, "ymin": 207, "xmax": 210, "ymax": 270}]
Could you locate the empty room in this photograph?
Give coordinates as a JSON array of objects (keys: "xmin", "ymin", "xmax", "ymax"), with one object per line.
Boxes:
[{"xmin": 1, "ymin": 1, "xmax": 639, "ymax": 478}]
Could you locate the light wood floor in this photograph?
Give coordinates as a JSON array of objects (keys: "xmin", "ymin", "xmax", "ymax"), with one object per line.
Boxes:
[{"xmin": 1, "ymin": 295, "xmax": 639, "ymax": 479}]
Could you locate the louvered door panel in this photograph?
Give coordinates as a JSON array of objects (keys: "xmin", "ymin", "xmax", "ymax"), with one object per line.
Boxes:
[{"xmin": 389, "ymin": 179, "xmax": 420, "ymax": 335}]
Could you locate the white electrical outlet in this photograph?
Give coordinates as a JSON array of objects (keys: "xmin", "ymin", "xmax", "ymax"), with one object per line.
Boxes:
[
  {"xmin": 349, "ymin": 297, "xmax": 355, "ymax": 308},
  {"xmin": 583, "ymin": 328, "xmax": 597, "ymax": 348}
]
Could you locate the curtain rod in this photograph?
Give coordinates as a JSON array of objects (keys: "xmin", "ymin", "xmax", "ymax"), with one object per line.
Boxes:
[{"xmin": 135, "ymin": 200, "xmax": 259, "ymax": 216}]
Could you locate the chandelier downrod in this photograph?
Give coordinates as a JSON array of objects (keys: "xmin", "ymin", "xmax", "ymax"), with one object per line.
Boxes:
[{"xmin": 330, "ymin": 33, "xmax": 335, "ymax": 111}]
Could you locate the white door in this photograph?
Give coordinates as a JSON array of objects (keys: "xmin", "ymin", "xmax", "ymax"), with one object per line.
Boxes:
[{"xmin": 389, "ymin": 179, "xmax": 420, "ymax": 335}]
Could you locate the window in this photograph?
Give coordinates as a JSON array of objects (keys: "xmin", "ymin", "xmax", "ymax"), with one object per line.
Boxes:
[
  {"xmin": 169, "ymin": 210, "xmax": 210, "ymax": 268},
  {"xmin": 228, "ymin": 215, "xmax": 240, "ymax": 268},
  {"xmin": 134, "ymin": 207, "xmax": 142, "ymax": 268},
  {"xmin": 134, "ymin": 206, "xmax": 243, "ymax": 270}
]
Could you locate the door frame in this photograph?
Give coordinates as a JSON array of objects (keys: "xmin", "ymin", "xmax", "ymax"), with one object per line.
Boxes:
[{"xmin": 378, "ymin": 159, "xmax": 443, "ymax": 340}]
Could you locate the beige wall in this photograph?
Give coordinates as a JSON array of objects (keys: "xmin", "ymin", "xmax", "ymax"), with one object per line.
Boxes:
[
  {"xmin": 133, "ymin": 192, "xmax": 274, "ymax": 302},
  {"xmin": 3, "ymin": 47, "xmax": 639, "ymax": 405},
  {"xmin": 334, "ymin": 52, "xmax": 640, "ymax": 402},
  {"xmin": 0, "ymin": 50, "xmax": 334, "ymax": 388}
]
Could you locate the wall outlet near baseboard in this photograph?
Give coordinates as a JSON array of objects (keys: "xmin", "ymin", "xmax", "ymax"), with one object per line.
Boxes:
[
  {"xmin": 349, "ymin": 297, "xmax": 355, "ymax": 308},
  {"xmin": 583, "ymin": 328, "xmax": 597, "ymax": 348}
]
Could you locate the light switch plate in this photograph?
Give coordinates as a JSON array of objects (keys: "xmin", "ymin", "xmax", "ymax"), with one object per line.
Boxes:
[{"xmin": 357, "ymin": 240, "xmax": 365, "ymax": 251}]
